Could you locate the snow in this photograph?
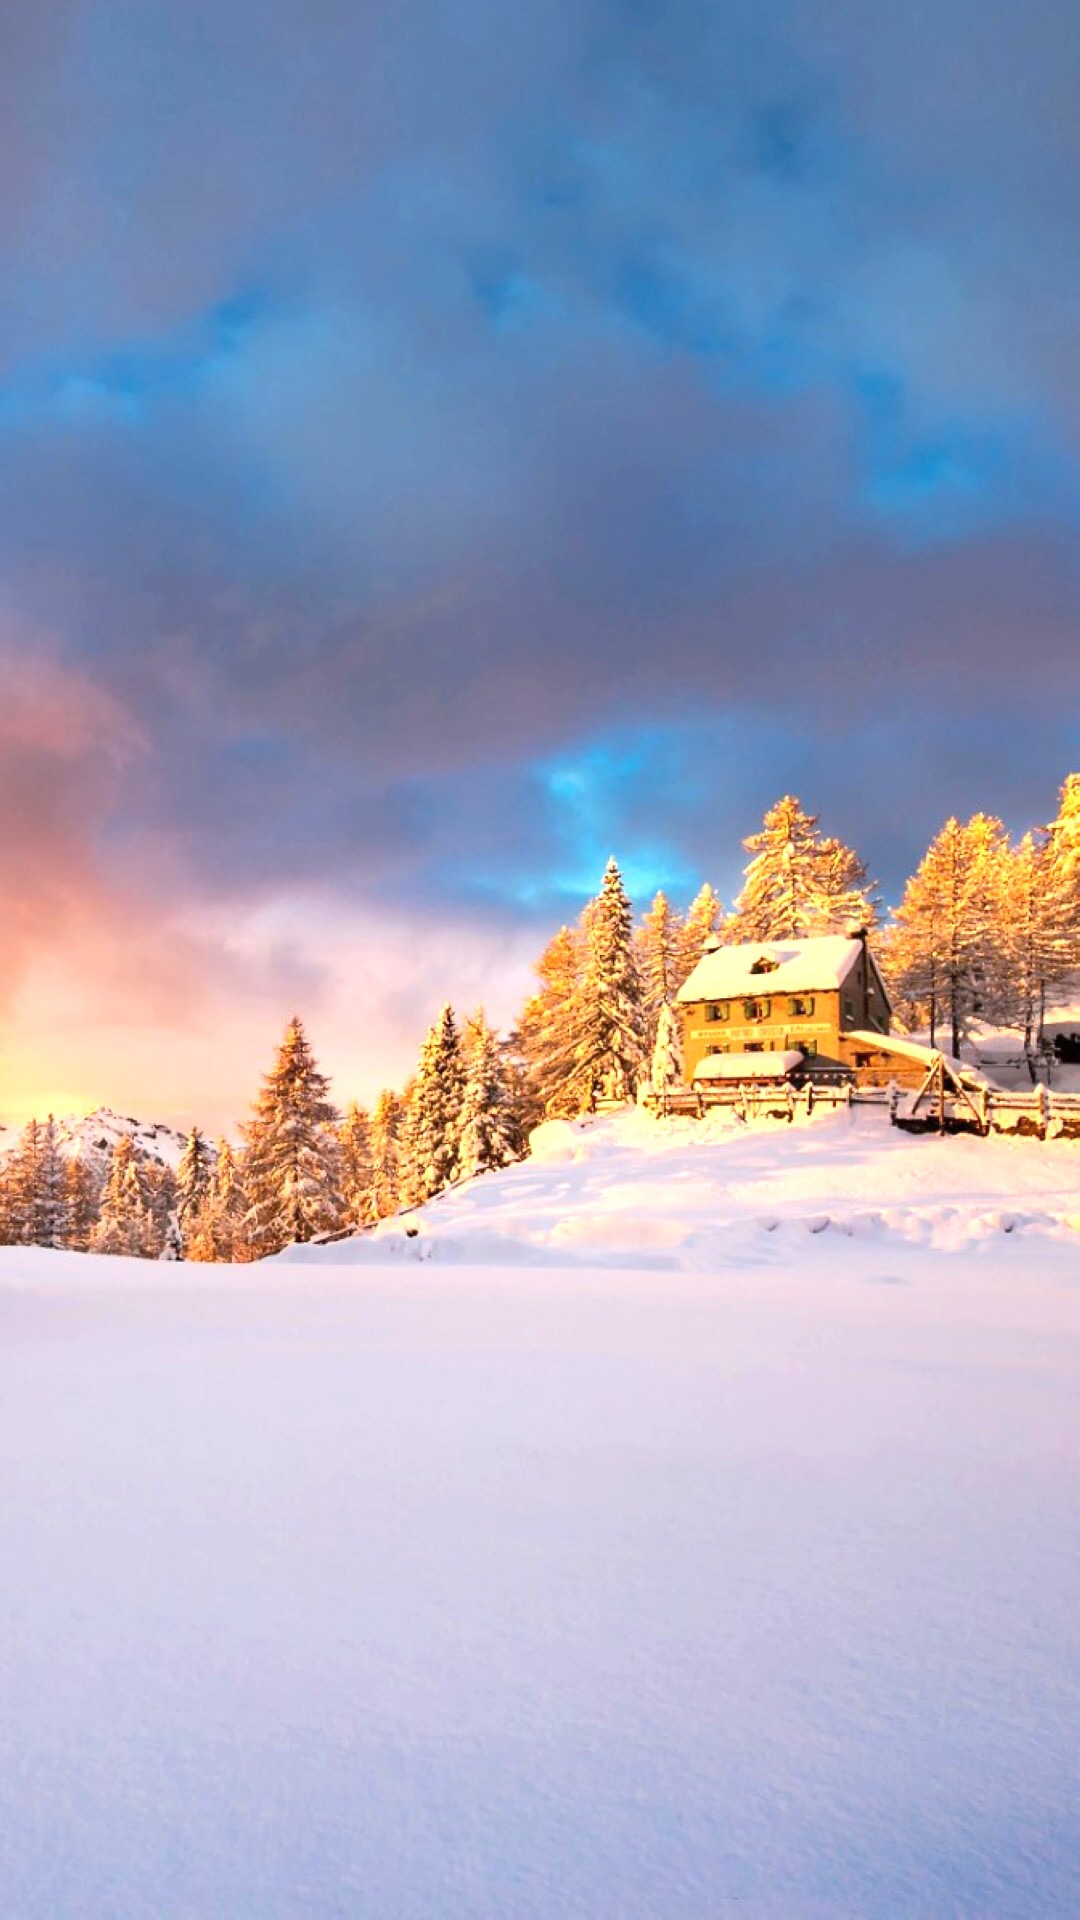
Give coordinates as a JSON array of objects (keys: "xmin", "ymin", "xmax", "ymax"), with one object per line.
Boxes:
[
  {"xmin": 298, "ymin": 1105, "xmax": 1080, "ymax": 1265},
  {"xmin": 2, "ymin": 1110, "xmax": 1079, "ymax": 1916},
  {"xmin": 692, "ymin": 1047, "xmax": 804, "ymax": 1080},
  {"xmin": 678, "ymin": 933, "xmax": 863, "ymax": 1003}
]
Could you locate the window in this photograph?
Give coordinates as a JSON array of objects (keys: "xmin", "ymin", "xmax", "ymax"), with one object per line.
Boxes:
[
  {"xmin": 789, "ymin": 995, "xmax": 815, "ymax": 1017},
  {"xmin": 705, "ymin": 1003, "xmax": 730, "ymax": 1023},
  {"xmin": 750, "ymin": 955, "xmax": 778, "ymax": 975},
  {"xmin": 743, "ymin": 997, "xmax": 772, "ymax": 1021},
  {"xmin": 745, "ymin": 1042, "xmax": 763, "ymax": 1053},
  {"xmin": 706, "ymin": 1044, "xmax": 729, "ymax": 1056},
  {"xmin": 843, "ymin": 998, "xmax": 855, "ymax": 1023},
  {"xmin": 800, "ymin": 1039, "xmax": 818, "ymax": 1058}
]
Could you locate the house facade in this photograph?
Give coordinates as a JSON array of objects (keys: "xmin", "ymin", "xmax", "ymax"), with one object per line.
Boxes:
[{"xmin": 677, "ymin": 932, "xmax": 903, "ymax": 1085}]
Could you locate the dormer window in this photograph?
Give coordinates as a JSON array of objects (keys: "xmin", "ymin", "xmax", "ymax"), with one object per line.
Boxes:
[{"xmin": 750, "ymin": 954, "xmax": 778, "ymax": 975}]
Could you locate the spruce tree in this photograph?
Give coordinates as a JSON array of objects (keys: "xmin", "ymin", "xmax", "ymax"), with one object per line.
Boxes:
[
  {"xmin": 242, "ymin": 1017, "xmax": 345, "ymax": 1255},
  {"xmin": 339, "ymin": 1103, "xmax": 374, "ymax": 1230},
  {"xmin": 636, "ymin": 892, "xmax": 684, "ymax": 1029},
  {"xmin": 7, "ymin": 1118, "xmax": 70, "ymax": 1249},
  {"xmin": 458, "ymin": 1019, "xmax": 518, "ymax": 1180},
  {"xmin": 571, "ymin": 858, "xmax": 646, "ymax": 1105},
  {"xmin": 176, "ymin": 1127, "xmax": 214, "ymax": 1255},
  {"xmin": 143, "ymin": 1162, "xmax": 179, "ymax": 1259},
  {"xmin": 35, "ymin": 1118, "xmax": 71, "ymax": 1250},
  {"xmin": 65, "ymin": 1156, "xmax": 102, "ymax": 1252},
  {"xmin": 650, "ymin": 1000, "xmax": 684, "ymax": 1095},
  {"xmin": 368, "ymin": 1090, "xmax": 404, "ymax": 1220},
  {"xmin": 187, "ymin": 1139, "xmax": 248, "ymax": 1261},
  {"xmin": 403, "ymin": 1004, "xmax": 465, "ymax": 1205},
  {"xmin": 91, "ymin": 1135, "xmax": 156, "ymax": 1258}
]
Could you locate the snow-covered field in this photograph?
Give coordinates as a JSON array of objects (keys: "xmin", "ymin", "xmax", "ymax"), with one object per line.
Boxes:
[
  {"xmin": 302, "ymin": 1103, "xmax": 1080, "ymax": 1266},
  {"xmin": 2, "ymin": 1110, "xmax": 1079, "ymax": 1916}
]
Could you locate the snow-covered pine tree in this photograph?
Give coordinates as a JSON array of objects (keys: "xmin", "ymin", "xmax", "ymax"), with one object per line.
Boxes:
[
  {"xmin": 6, "ymin": 1117, "xmax": 70, "ymax": 1248},
  {"xmin": 676, "ymin": 883, "xmax": 724, "ymax": 985},
  {"xmin": 65, "ymin": 1155, "xmax": 102, "ymax": 1251},
  {"xmin": 242, "ymin": 1017, "xmax": 345, "ymax": 1256},
  {"xmin": 187, "ymin": 1138, "xmax": 248, "ymax": 1261},
  {"xmin": 571, "ymin": 858, "xmax": 646, "ymax": 1106},
  {"xmin": 636, "ymin": 892, "xmax": 684, "ymax": 1031},
  {"xmin": 458, "ymin": 1019, "xmax": 518, "ymax": 1180},
  {"xmin": 5, "ymin": 1118, "xmax": 42, "ymax": 1246},
  {"xmin": 517, "ymin": 924, "xmax": 592, "ymax": 1118},
  {"xmin": 91, "ymin": 1134, "xmax": 156, "ymax": 1257},
  {"xmin": 649, "ymin": 1000, "xmax": 683, "ymax": 1096},
  {"xmin": 402, "ymin": 1004, "xmax": 466, "ymax": 1206},
  {"xmin": 367, "ymin": 1090, "xmax": 404, "ymax": 1220},
  {"xmin": 0, "ymin": 1156, "xmax": 17, "ymax": 1244},
  {"xmin": 35, "ymin": 1118, "xmax": 71, "ymax": 1249},
  {"xmin": 176, "ymin": 1127, "xmax": 214, "ymax": 1256},
  {"xmin": 732, "ymin": 797, "xmax": 824, "ymax": 940},
  {"xmin": 143, "ymin": 1161, "xmax": 179, "ymax": 1259},
  {"xmin": 339, "ymin": 1102, "xmax": 373, "ymax": 1230}
]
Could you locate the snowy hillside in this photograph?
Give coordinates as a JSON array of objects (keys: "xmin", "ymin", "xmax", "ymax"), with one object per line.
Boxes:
[
  {"xmin": 2, "ymin": 1109, "xmax": 1078, "ymax": 1915},
  {"xmin": 0, "ymin": 1105, "xmax": 189, "ymax": 1172},
  {"xmin": 278, "ymin": 1103, "xmax": 1080, "ymax": 1270}
]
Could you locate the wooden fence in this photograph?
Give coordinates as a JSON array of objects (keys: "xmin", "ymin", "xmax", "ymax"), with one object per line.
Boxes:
[{"xmin": 648, "ymin": 1078, "xmax": 1080, "ymax": 1139}]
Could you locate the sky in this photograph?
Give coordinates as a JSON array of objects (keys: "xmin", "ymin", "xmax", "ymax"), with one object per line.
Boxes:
[{"xmin": 1, "ymin": 0, "xmax": 1079, "ymax": 1129}]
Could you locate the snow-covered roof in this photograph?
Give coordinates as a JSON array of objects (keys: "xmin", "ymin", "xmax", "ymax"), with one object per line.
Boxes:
[
  {"xmin": 678, "ymin": 935, "xmax": 864, "ymax": 1004},
  {"xmin": 693, "ymin": 1050, "xmax": 805, "ymax": 1082},
  {"xmin": 842, "ymin": 1031, "xmax": 988, "ymax": 1089}
]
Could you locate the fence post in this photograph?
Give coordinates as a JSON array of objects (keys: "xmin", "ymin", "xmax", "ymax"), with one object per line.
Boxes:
[{"xmin": 1036, "ymin": 1082, "xmax": 1050, "ymax": 1141}]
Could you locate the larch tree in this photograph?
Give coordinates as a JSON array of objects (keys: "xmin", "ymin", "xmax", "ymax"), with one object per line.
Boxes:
[
  {"xmin": 458, "ymin": 1018, "xmax": 518, "ymax": 1180},
  {"xmin": 571, "ymin": 858, "xmax": 646, "ymax": 1106},
  {"xmin": 1045, "ymin": 773, "xmax": 1080, "ymax": 966},
  {"xmin": 999, "ymin": 831, "xmax": 1073, "ymax": 1056},
  {"xmin": 518, "ymin": 924, "xmax": 591, "ymax": 1119},
  {"xmin": 676, "ymin": 883, "xmax": 724, "ymax": 984},
  {"xmin": 403, "ymin": 1004, "xmax": 466, "ymax": 1205},
  {"xmin": 242, "ymin": 1016, "xmax": 345, "ymax": 1255},
  {"xmin": 887, "ymin": 814, "xmax": 1011, "ymax": 1058},
  {"xmin": 814, "ymin": 836, "xmax": 880, "ymax": 933}
]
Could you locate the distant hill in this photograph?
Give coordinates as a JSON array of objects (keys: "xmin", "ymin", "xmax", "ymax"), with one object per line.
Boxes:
[{"xmin": 0, "ymin": 1107, "xmax": 193, "ymax": 1174}]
